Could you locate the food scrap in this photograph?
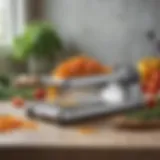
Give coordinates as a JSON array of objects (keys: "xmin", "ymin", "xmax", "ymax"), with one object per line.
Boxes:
[
  {"xmin": 78, "ymin": 127, "xmax": 96, "ymax": 134},
  {"xmin": 12, "ymin": 97, "xmax": 25, "ymax": 108},
  {"xmin": 0, "ymin": 115, "xmax": 37, "ymax": 133}
]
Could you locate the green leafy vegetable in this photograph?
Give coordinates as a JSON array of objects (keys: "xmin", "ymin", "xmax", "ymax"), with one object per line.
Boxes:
[{"xmin": 12, "ymin": 22, "xmax": 63, "ymax": 61}]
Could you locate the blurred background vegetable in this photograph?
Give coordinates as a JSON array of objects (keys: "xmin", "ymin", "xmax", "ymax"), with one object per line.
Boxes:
[{"xmin": 12, "ymin": 22, "xmax": 63, "ymax": 75}]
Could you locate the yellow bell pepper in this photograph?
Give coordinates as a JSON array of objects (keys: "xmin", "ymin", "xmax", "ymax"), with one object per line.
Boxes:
[
  {"xmin": 137, "ymin": 57, "xmax": 160, "ymax": 82},
  {"xmin": 137, "ymin": 61, "xmax": 150, "ymax": 82},
  {"xmin": 46, "ymin": 87, "xmax": 59, "ymax": 102},
  {"xmin": 148, "ymin": 57, "xmax": 160, "ymax": 69}
]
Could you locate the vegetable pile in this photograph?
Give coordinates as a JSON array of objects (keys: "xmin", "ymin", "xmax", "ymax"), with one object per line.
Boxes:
[
  {"xmin": 139, "ymin": 57, "xmax": 160, "ymax": 108},
  {"xmin": 126, "ymin": 57, "xmax": 160, "ymax": 120}
]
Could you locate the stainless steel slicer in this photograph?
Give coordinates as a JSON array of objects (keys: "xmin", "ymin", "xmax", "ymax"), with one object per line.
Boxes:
[{"xmin": 26, "ymin": 66, "xmax": 146, "ymax": 125}]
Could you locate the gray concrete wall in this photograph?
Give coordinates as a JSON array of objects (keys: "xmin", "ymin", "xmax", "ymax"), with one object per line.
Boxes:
[{"xmin": 44, "ymin": 0, "xmax": 160, "ymax": 65}]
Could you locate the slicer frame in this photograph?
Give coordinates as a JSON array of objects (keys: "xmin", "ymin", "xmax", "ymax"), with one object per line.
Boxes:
[{"xmin": 27, "ymin": 82, "xmax": 145, "ymax": 125}]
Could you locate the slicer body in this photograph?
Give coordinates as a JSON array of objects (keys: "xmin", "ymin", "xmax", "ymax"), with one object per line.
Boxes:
[{"xmin": 27, "ymin": 66, "xmax": 145, "ymax": 124}]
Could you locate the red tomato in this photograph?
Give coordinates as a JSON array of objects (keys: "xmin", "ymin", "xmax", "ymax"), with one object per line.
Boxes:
[
  {"xmin": 146, "ymin": 98, "xmax": 156, "ymax": 109},
  {"xmin": 157, "ymin": 70, "xmax": 160, "ymax": 88},
  {"xmin": 151, "ymin": 70, "xmax": 160, "ymax": 92},
  {"xmin": 141, "ymin": 83, "xmax": 148, "ymax": 93},
  {"xmin": 151, "ymin": 70, "xmax": 159, "ymax": 78},
  {"xmin": 151, "ymin": 70, "xmax": 160, "ymax": 82},
  {"xmin": 34, "ymin": 88, "xmax": 46, "ymax": 100},
  {"xmin": 147, "ymin": 79, "xmax": 159, "ymax": 94},
  {"xmin": 12, "ymin": 97, "xmax": 25, "ymax": 108}
]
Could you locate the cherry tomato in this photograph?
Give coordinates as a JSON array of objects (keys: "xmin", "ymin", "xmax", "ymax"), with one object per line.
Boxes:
[
  {"xmin": 12, "ymin": 97, "xmax": 25, "ymax": 108},
  {"xmin": 34, "ymin": 88, "xmax": 46, "ymax": 100}
]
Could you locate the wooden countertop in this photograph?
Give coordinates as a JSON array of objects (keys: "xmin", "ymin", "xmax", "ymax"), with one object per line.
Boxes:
[{"xmin": 0, "ymin": 102, "xmax": 160, "ymax": 149}]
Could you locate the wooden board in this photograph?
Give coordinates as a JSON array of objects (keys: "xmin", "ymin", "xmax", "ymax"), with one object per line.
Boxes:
[{"xmin": 0, "ymin": 102, "xmax": 160, "ymax": 148}]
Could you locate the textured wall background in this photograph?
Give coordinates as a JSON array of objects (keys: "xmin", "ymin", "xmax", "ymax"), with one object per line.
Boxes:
[
  {"xmin": 44, "ymin": 0, "xmax": 160, "ymax": 65},
  {"xmin": 1, "ymin": 0, "xmax": 160, "ymax": 73}
]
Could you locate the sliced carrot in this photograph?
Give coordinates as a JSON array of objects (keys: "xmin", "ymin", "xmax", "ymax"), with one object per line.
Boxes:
[
  {"xmin": 22, "ymin": 121, "xmax": 38, "ymax": 129},
  {"xmin": 78, "ymin": 127, "xmax": 96, "ymax": 134},
  {"xmin": 0, "ymin": 115, "xmax": 37, "ymax": 133}
]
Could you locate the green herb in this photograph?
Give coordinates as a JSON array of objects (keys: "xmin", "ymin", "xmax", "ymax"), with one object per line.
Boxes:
[
  {"xmin": 126, "ymin": 106, "xmax": 160, "ymax": 120},
  {"xmin": 0, "ymin": 74, "xmax": 34, "ymax": 100},
  {"xmin": 0, "ymin": 87, "xmax": 34, "ymax": 100}
]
